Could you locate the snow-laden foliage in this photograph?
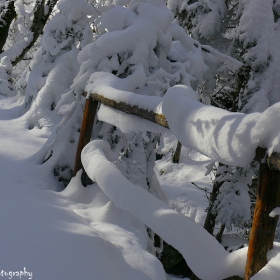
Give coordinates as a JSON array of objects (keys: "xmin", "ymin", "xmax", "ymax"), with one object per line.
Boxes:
[
  {"xmin": 170, "ymin": 0, "xmax": 279, "ymax": 113},
  {"xmin": 0, "ymin": 56, "xmax": 13, "ymax": 95},
  {"xmin": 168, "ymin": 0, "xmax": 227, "ymax": 40},
  {"xmin": 2, "ymin": 0, "xmax": 280, "ymax": 278},
  {"xmin": 167, "ymin": 0, "xmax": 280, "ymax": 236},
  {"xmin": 1, "ymin": 0, "xmax": 36, "ymax": 59},
  {"xmin": 12, "ymin": 0, "xmax": 98, "ymax": 185},
  {"xmin": 3, "ymin": 0, "xmax": 241, "ymax": 191},
  {"xmin": 69, "ymin": 0, "xmax": 236, "ymax": 197},
  {"xmin": 5, "ymin": 0, "xmax": 262, "ymax": 246},
  {"xmin": 212, "ymin": 165, "xmax": 252, "ymax": 229}
]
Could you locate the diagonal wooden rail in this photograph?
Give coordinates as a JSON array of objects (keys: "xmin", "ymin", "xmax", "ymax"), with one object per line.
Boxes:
[{"xmin": 73, "ymin": 93, "xmax": 280, "ymax": 280}]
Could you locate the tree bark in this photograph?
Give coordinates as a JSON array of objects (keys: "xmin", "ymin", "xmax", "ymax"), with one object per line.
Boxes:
[
  {"xmin": 244, "ymin": 153, "xmax": 280, "ymax": 280},
  {"xmin": 0, "ymin": 0, "xmax": 16, "ymax": 52}
]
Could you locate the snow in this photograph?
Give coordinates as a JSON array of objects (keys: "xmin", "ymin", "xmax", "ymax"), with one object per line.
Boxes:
[
  {"xmin": 1, "ymin": 0, "xmax": 280, "ymax": 279},
  {"xmin": 237, "ymin": 0, "xmax": 274, "ymax": 67},
  {"xmin": 85, "ymin": 79, "xmax": 280, "ymax": 167},
  {"xmin": 162, "ymin": 85, "xmax": 280, "ymax": 166},
  {"xmin": 72, "ymin": 0, "xmax": 196, "ymax": 95},
  {"xmin": 57, "ymin": 0, "xmax": 96, "ymax": 22},
  {"xmin": 0, "ymin": 96, "xmax": 167, "ymax": 280},
  {"xmin": 85, "ymin": 68, "xmax": 162, "ymax": 111},
  {"xmin": 98, "ymin": 105, "xmax": 167, "ymax": 134},
  {"xmin": 173, "ymin": 0, "xmax": 226, "ymax": 39},
  {"xmin": 1, "ymin": 66, "xmax": 280, "ymax": 280},
  {"xmin": 155, "ymin": 134, "xmax": 213, "ymax": 224},
  {"xmin": 269, "ymin": 208, "xmax": 280, "ymax": 218},
  {"xmin": 81, "ymin": 139, "xmax": 232, "ymax": 280},
  {"xmin": 96, "ymin": 6, "xmax": 137, "ymax": 32},
  {"xmin": 86, "ymin": 77, "xmax": 280, "ymax": 167},
  {"xmin": 80, "ymin": 138, "xmax": 280, "ymax": 279}
]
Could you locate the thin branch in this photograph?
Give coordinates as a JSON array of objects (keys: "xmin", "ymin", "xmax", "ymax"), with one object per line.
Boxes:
[
  {"xmin": 191, "ymin": 182, "xmax": 210, "ymax": 200},
  {"xmin": 127, "ymin": 149, "xmax": 145, "ymax": 174}
]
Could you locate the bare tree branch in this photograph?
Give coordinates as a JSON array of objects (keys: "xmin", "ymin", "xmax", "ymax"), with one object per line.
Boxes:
[{"xmin": 0, "ymin": 0, "xmax": 16, "ymax": 52}]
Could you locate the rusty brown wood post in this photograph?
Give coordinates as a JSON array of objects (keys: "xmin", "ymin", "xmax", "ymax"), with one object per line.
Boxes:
[
  {"xmin": 244, "ymin": 152, "xmax": 280, "ymax": 280},
  {"xmin": 73, "ymin": 98, "xmax": 98, "ymax": 176}
]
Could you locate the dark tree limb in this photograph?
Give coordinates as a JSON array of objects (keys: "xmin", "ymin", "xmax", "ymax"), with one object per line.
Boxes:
[
  {"xmin": 216, "ymin": 223, "xmax": 226, "ymax": 243},
  {"xmin": 172, "ymin": 141, "xmax": 182, "ymax": 163},
  {"xmin": 203, "ymin": 163, "xmax": 225, "ymax": 235},
  {"xmin": 10, "ymin": 0, "xmax": 58, "ymax": 66},
  {"xmin": 0, "ymin": 0, "xmax": 16, "ymax": 52}
]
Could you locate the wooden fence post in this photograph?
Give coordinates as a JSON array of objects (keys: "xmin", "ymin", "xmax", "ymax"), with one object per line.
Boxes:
[
  {"xmin": 244, "ymin": 152, "xmax": 280, "ymax": 279},
  {"xmin": 73, "ymin": 98, "xmax": 98, "ymax": 176}
]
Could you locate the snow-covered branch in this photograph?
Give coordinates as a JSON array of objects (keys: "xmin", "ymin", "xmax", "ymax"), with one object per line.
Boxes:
[{"xmin": 0, "ymin": 0, "xmax": 59, "ymax": 65}]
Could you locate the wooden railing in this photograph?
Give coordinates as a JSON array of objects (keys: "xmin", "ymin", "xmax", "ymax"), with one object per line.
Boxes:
[{"xmin": 73, "ymin": 93, "xmax": 280, "ymax": 280}]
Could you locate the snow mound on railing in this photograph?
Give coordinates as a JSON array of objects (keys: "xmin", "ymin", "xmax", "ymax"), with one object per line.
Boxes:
[
  {"xmin": 86, "ymin": 73, "xmax": 280, "ymax": 166},
  {"xmin": 162, "ymin": 86, "xmax": 280, "ymax": 166},
  {"xmin": 81, "ymin": 140, "xmax": 249, "ymax": 280}
]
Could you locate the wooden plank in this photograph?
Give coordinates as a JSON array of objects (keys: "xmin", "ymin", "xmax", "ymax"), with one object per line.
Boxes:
[{"xmin": 89, "ymin": 93, "xmax": 169, "ymax": 129}]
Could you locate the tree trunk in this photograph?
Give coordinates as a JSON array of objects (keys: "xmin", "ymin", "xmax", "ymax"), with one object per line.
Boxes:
[
  {"xmin": 11, "ymin": 0, "xmax": 58, "ymax": 66},
  {"xmin": 0, "ymin": 0, "xmax": 16, "ymax": 52},
  {"xmin": 216, "ymin": 223, "xmax": 226, "ymax": 243}
]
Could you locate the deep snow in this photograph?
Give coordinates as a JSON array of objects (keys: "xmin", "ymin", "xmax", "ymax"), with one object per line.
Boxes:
[{"xmin": 1, "ymin": 94, "xmax": 280, "ymax": 280}]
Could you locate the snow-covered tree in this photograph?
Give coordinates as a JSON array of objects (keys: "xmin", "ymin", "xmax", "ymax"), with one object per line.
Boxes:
[
  {"xmin": 1, "ymin": 0, "xmax": 280, "ymax": 278},
  {"xmin": 166, "ymin": 0, "xmax": 280, "ymax": 243}
]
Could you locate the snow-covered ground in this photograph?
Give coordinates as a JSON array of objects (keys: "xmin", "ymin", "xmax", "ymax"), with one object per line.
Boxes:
[
  {"xmin": 1, "ymin": 94, "xmax": 280, "ymax": 280},
  {"xmin": 0, "ymin": 95, "xmax": 166, "ymax": 280}
]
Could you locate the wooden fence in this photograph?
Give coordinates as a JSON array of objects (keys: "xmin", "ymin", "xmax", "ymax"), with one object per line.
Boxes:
[{"xmin": 73, "ymin": 93, "xmax": 280, "ymax": 280}]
